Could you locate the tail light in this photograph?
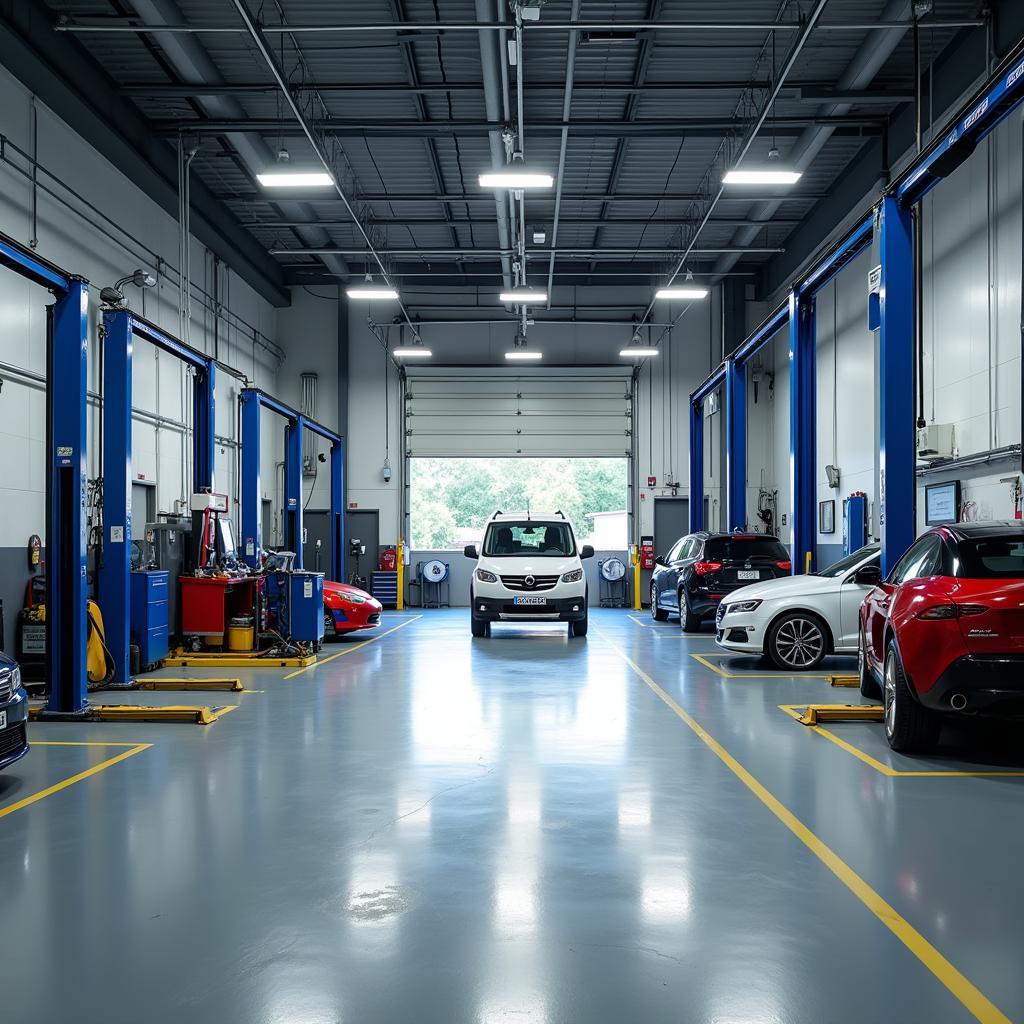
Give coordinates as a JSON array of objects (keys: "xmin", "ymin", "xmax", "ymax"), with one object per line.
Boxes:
[
  {"xmin": 776, "ymin": 561, "xmax": 792, "ymax": 571},
  {"xmin": 918, "ymin": 603, "xmax": 989, "ymax": 620},
  {"xmin": 693, "ymin": 561, "xmax": 723, "ymax": 576}
]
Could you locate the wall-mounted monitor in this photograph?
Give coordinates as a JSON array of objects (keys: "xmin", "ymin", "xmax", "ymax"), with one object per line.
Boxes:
[{"xmin": 924, "ymin": 481, "xmax": 961, "ymax": 525}]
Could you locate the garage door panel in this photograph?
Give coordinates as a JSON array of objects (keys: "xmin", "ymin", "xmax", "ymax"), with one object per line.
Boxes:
[{"xmin": 405, "ymin": 370, "xmax": 633, "ymax": 458}]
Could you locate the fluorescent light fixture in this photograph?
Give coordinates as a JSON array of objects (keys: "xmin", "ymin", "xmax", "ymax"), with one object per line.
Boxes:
[
  {"xmin": 620, "ymin": 347, "xmax": 659, "ymax": 357},
  {"xmin": 722, "ymin": 169, "xmax": 802, "ymax": 185},
  {"xmin": 654, "ymin": 287, "xmax": 709, "ymax": 300},
  {"xmin": 392, "ymin": 347, "xmax": 432, "ymax": 358},
  {"xmin": 499, "ymin": 290, "xmax": 548, "ymax": 303},
  {"xmin": 346, "ymin": 287, "xmax": 399, "ymax": 300},
  {"xmin": 479, "ymin": 171, "xmax": 554, "ymax": 190},
  {"xmin": 505, "ymin": 351, "xmax": 543, "ymax": 360},
  {"xmin": 256, "ymin": 171, "xmax": 334, "ymax": 188}
]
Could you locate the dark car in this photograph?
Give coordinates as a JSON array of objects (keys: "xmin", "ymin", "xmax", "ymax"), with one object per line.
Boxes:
[
  {"xmin": 860, "ymin": 521, "xmax": 1024, "ymax": 752},
  {"xmin": 0, "ymin": 653, "xmax": 29, "ymax": 772},
  {"xmin": 650, "ymin": 532, "xmax": 792, "ymax": 632}
]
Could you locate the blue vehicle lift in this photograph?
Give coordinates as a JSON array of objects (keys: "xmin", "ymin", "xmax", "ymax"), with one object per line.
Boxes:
[
  {"xmin": 688, "ymin": 40, "xmax": 1024, "ymax": 576},
  {"xmin": 239, "ymin": 388, "xmax": 344, "ymax": 580},
  {"xmin": 98, "ymin": 310, "xmax": 216, "ymax": 688},
  {"xmin": 0, "ymin": 233, "xmax": 89, "ymax": 715}
]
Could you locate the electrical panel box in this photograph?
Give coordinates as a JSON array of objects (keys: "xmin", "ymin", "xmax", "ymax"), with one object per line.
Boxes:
[
  {"xmin": 287, "ymin": 572, "xmax": 325, "ymax": 646},
  {"xmin": 917, "ymin": 423, "xmax": 956, "ymax": 462}
]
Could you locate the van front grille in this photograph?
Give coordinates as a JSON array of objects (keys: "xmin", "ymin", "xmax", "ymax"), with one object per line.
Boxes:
[{"xmin": 500, "ymin": 575, "xmax": 560, "ymax": 592}]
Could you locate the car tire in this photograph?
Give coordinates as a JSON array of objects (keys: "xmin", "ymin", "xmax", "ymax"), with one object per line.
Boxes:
[
  {"xmin": 766, "ymin": 611, "xmax": 828, "ymax": 671},
  {"xmin": 883, "ymin": 640, "xmax": 940, "ymax": 753},
  {"xmin": 323, "ymin": 612, "xmax": 337, "ymax": 641},
  {"xmin": 650, "ymin": 585, "xmax": 668, "ymax": 621},
  {"xmin": 679, "ymin": 590, "xmax": 702, "ymax": 633},
  {"xmin": 858, "ymin": 626, "xmax": 881, "ymax": 698},
  {"xmin": 570, "ymin": 613, "xmax": 588, "ymax": 637},
  {"xmin": 471, "ymin": 615, "xmax": 490, "ymax": 638}
]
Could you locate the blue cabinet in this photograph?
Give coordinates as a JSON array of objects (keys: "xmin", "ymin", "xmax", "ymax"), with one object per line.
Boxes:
[{"xmin": 131, "ymin": 570, "xmax": 169, "ymax": 671}]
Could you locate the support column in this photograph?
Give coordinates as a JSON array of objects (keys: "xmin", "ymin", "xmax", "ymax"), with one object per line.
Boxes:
[
  {"xmin": 725, "ymin": 359, "xmax": 747, "ymax": 531},
  {"xmin": 789, "ymin": 288, "xmax": 817, "ymax": 574},
  {"xmin": 877, "ymin": 196, "xmax": 916, "ymax": 576},
  {"xmin": 240, "ymin": 390, "xmax": 262, "ymax": 567},
  {"xmin": 97, "ymin": 311, "xmax": 134, "ymax": 687},
  {"xmin": 193, "ymin": 362, "xmax": 215, "ymax": 492},
  {"xmin": 284, "ymin": 415, "xmax": 304, "ymax": 567},
  {"xmin": 45, "ymin": 279, "xmax": 89, "ymax": 714},
  {"xmin": 329, "ymin": 439, "xmax": 345, "ymax": 582},
  {"xmin": 689, "ymin": 399, "xmax": 704, "ymax": 532}
]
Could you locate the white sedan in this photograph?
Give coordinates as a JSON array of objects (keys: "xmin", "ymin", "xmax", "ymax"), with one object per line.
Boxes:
[{"xmin": 714, "ymin": 544, "xmax": 881, "ymax": 670}]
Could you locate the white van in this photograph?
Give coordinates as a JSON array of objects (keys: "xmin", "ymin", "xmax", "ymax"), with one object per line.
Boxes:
[{"xmin": 463, "ymin": 512, "xmax": 593, "ymax": 637}]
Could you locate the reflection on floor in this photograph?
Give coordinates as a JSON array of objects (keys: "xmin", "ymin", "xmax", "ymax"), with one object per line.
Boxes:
[{"xmin": 1, "ymin": 609, "xmax": 1020, "ymax": 1024}]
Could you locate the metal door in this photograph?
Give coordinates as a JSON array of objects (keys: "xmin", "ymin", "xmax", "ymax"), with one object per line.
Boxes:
[
  {"xmin": 654, "ymin": 498, "xmax": 690, "ymax": 559},
  {"xmin": 345, "ymin": 510, "xmax": 380, "ymax": 586},
  {"xmin": 303, "ymin": 510, "xmax": 333, "ymax": 577}
]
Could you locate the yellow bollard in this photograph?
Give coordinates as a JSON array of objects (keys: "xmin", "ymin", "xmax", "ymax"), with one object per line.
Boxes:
[
  {"xmin": 631, "ymin": 544, "xmax": 641, "ymax": 611},
  {"xmin": 396, "ymin": 538, "xmax": 405, "ymax": 611}
]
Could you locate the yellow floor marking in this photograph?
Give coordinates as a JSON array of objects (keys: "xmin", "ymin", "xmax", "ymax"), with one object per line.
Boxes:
[
  {"xmin": 778, "ymin": 705, "xmax": 1024, "ymax": 778},
  {"xmin": 596, "ymin": 627, "xmax": 1012, "ymax": 1024},
  {"xmin": 30, "ymin": 740, "xmax": 143, "ymax": 748},
  {"xmin": 690, "ymin": 651, "xmax": 834, "ymax": 679},
  {"xmin": 284, "ymin": 615, "xmax": 423, "ymax": 679},
  {"xmin": 207, "ymin": 706, "xmax": 238, "ymax": 721},
  {"xmin": 0, "ymin": 743, "xmax": 152, "ymax": 820}
]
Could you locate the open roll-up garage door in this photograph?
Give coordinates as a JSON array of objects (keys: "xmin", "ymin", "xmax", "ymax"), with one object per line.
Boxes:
[{"xmin": 404, "ymin": 368, "xmax": 633, "ymax": 458}]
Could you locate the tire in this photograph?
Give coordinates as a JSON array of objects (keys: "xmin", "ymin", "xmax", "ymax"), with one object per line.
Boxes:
[
  {"xmin": 650, "ymin": 585, "xmax": 668, "ymax": 621},
  {"xmin": 571, "ymin": 613, "xmax": 589, "ymax": 637},
  {"xmin": 859, "ymin": 626, "xmax": 881, "ymax": 698},
  {"xmin": 883, "ymin": 640, "xmax": 941, "ymax": 753},
  {"xmin": 679, "ymin": 590, "xmax": 702, "ymax": 633},
  {"xmin": 323, "ymin": 612, "xmax": 337, "ymax": 641},
  {"xmin": 766, "ymin": 611, "xmax": 828, "ymax": 671},
  {"xmin": 471, "ymin": 615, "xmax": 489, "ymax": 638}
]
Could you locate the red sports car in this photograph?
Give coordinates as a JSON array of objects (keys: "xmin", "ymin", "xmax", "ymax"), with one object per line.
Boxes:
[
  {"xmin": 323, "ymin": 580, "xmax": 382, "ymax": 638},
  {"xmin": 859, "ymin": 521, "xmax": 1024, "ymax": 751}
]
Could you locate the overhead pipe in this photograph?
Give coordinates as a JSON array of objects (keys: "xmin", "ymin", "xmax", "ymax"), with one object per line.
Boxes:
[
  {"xmin": 546, "ymin": 0, "xmax": 582, "ymax": 309},
  {"xmin": 270, "ymin": 246, "xmax": 785, "ymax": 257},
  {"xmin": 129, "ymin": 0, "xmax": 350, "ymax": 282},
  {"xmin": 475, "ymin": 0, "xmax": 514, "ymax": 292},
  {"xmin": 712, "ymin": 0, "xmax": 916, "ymax": 280}
]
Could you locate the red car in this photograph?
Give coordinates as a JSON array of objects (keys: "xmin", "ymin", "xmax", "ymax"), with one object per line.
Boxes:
[
  {"xmin": 859, "ymin": 522, "xmax": 1024, "ymax": 752},
  {"xmin": 323, "ymin": 580, "xmax": 382, "ymax": 638}
]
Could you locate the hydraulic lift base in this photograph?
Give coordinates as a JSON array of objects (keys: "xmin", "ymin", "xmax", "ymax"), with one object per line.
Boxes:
[
  {"xmin": 134, "ymin": 678, "xmax": 244, "ymax": 692},
  {"xmin": 30, "ymin": 704, "xmax": 233, "ymax": 725},
  {"xmin": 828, "ymin": 675, "xmax": 860, "ymax": 687},
  {"xmin": 797, "ymin": 704, "xmax": 885, "ymax": 726},
  {"xmin": 165, "ymin": 650, "xmax": 316, "ymax": 669}
]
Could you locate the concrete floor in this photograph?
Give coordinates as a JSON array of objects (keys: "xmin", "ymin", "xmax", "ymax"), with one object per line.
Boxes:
[{"xmin": 2, "ymin": 608, "xmax": 1022, "ymax": 1023}]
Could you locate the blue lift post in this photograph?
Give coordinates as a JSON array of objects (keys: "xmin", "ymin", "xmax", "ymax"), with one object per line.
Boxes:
[
  {"xmin": 0, "ymin": 231, "xmax": 89, "ymax": 715},
  {"xmin": 687, "ymin": 364, "xmax": 725, "ymax": 533},
  {"xmin": 239, "ymin": 388, "xmax": 345, "ymax": 578},
  {"xmin": 724, "ymin": 359, "xmax": 746, "ymax": 531},
  {"xmin": 98, "ymin": 310, "xmax": 215, "ymax": 687},
  {"xmin": 788, "ymin": 287, "xmax": 817, "ymax": 574}
]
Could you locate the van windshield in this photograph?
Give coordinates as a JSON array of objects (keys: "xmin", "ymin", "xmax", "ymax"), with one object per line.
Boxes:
[{"xmin": 483, "ymin": 521, "xmax": 575, "ymax": 557}]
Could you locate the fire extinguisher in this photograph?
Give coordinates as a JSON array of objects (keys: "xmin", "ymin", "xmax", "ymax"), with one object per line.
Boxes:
[
  {"xmin": 640, "ymin": 536, "xmax": 655, "ymax": 571},
  {"xmin": 380, "ymin": 548, "xmax": 397, "ymax": 571}
]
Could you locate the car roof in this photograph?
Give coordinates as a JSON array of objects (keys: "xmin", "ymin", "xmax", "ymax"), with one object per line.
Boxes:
[
  {"xmin": 937, "ymin": 521, "xmax": 1024, "ymax": 541},
  {"xmin": 487, "ymin": 511, "xmax": 569, "ymax": 523},
  {"xmin": 698, "ymin": 532, "xmax": 783, "ymax": 542}
]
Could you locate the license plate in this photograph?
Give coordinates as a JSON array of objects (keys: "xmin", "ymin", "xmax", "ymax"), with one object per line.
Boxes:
[
  {"xmin": 513, "ymin": 596, "xmax": 548, "ymax": 605},
  {"xmin": 737, "ymin": 570, "xmax": 759, "ymax": 580},
  {"xmin": 0, "ymin": 710, "xmax": 6, "ymax": 730}
]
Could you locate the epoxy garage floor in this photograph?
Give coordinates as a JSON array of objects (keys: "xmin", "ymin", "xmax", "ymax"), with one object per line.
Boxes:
[{"xmin": 2, "ymin": 609, "xmax": 1023, "ymax": 1023}]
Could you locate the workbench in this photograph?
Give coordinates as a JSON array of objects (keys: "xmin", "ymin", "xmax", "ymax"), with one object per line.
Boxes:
[{"xmin": 179, "ymin": 575, "xmax": 265, "ymax": 643}]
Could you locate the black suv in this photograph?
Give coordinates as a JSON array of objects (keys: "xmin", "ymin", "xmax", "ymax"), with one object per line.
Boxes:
[{"xmin": 650, "ymin": 532, "xmax": 792, "ymax": 631}]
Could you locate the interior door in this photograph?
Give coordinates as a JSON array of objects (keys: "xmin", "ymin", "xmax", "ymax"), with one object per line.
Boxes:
[
  {"xmin": 654, "ymin": 498, "xmax": 689, "ymax": 560},
  {"xmin": 345, "ymin": 510, "xmax": 379, "ymax": 585},
  {"xmin": 303, "ymin": 510, "xmax": 332, "ymax": 576}
]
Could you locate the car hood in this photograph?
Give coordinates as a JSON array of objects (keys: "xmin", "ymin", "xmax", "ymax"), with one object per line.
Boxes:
[
  {"xmin": 479, "ymin": 556, "xmax": 579, "ymax": 575},
  {"xmin": 324, "ymin": 580, "xmax": 379, "ymax": 605},
  {"xmin": 723, "ymin": 573, "xmax": 838, "ymax": 603}
]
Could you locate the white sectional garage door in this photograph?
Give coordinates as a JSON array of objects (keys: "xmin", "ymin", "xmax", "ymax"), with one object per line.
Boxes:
[{"xmin": 404, "ymin": 368, "xmax": 633, "ymax": 458}]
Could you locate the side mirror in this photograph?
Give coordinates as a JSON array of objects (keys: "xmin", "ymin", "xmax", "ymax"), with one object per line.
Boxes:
[
  {"xmin": 580, "ymin": 544, "xmax": 595, "ymax": 559},
  {"xmin": 850, "ymin": 564, "xmax": 881, "ymax": 586},
  {"xmin": 463, "ymin": 544, "xmax": 478, "ymax": 559},
  {"xmin": 655, "ymin": 555, "xmax": 668, "ymax": 567}
]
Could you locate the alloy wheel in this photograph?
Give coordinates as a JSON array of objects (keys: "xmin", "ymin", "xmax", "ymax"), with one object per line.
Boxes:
[
  {"xmin": 773, "ymin": 617, "xmax": 824, "ymax": 668},
  {"xmin": 884, "ymin": 654, "xmax": 897, "ymax": 738}
]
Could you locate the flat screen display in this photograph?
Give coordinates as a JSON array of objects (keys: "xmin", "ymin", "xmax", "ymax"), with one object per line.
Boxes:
[{"xmin": 925, "ymin": 481, "xmax": 960, "ymax": 525}]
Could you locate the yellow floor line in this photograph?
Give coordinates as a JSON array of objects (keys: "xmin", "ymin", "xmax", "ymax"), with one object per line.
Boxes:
[
  {"xmin": 30, "ymin": 740, "xmax": 143, "ymax": 748},
  {"xmin": 284, "ymin": 615, "xmax": 423, "ymax": 679},
  {"xmin": 690, "ymin": 651, "xmax": 833, "ymax": 680},
  {"xmin": 596, "ymin": 627, "xmax": 1012, "ymax": 1024},
  {"xmin": 778, "ymin": 705, "xmax": 1024, "ymax": 778},
  {"xmin": 0, "ymin": 743, "xmax": 152, "ymax": 820}
]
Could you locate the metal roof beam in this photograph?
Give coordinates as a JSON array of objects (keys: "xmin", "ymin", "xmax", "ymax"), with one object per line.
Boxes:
[
  {"xmin": 246, "ymin": 216, "xmax": 800, "ymax": 229},
  {"xmin": 270, "ymin": 247, "xmax": 784, "ymax": 257}
]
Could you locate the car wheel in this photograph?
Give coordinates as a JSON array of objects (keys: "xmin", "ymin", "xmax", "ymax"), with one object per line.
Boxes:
[
  {"xmin": 571, "ymin": 613, "xmax": 588, "ymax": 637},
  {"xmin": 679, "ymin": 590, "xmax": 702, "ymax": 633},
  {"xmin": 471, "ymin": 615, "xmax": 489, "ymax": 638},
  {"xmin": 859, "ymin": 626, "xmax": 880, "ymax": 698},
  {"xmin": 883, "ymin": 640, "xmax": 940, "ymax": 753},
  {"xmin": 650, "ymin": 585, "xmax": 668, "ymax": 621},
  {"xmin": 767, "ymin": 612, "xmax": 827, "ymax": 671},
  {"xmin": 323, "ymin": 612, "xmax": 337, "ymax": 641}
]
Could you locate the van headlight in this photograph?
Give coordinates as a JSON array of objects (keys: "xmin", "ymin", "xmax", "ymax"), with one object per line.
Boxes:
[
  {"xmin": 475, "ymin": 569, "xmax": 498, "ymax": 583},
  {"xmin": 561, "ymin": 569, "xmax": 584, "ymax": 583}
]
